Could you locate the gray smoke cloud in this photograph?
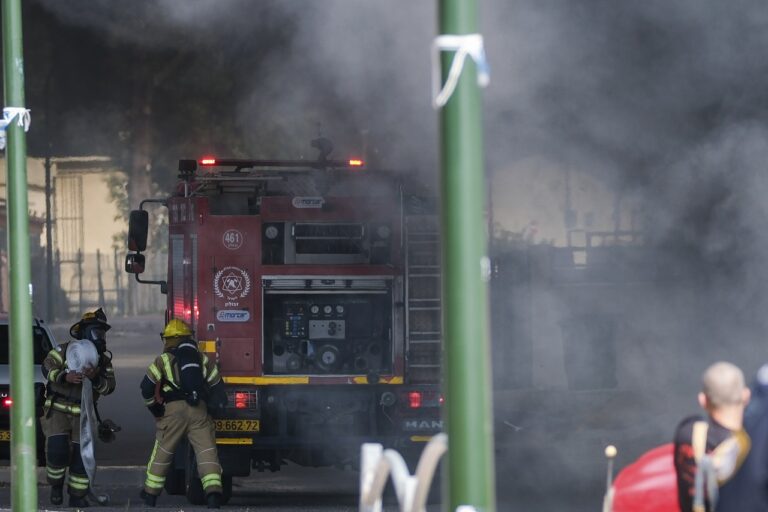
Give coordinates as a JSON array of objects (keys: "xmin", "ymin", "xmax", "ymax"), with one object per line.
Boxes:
[
  {"xmin": 36, "ymin": 0, "xmax": 437, "ymax": 171},
  {"xmin": 483, "ymin": 3, "xmax": 768, "ymax": 510},
  {"xmin": 33, "ymin": 1, "xmax": 768, "ymax": 510}
]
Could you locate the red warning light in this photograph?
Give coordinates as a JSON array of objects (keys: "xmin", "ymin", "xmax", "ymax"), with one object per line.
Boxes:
[
  {"xmin": 348, "ymin": 159, "xmax": 364, "ymax": 168},
  {"xmin": 2, "ymin": 398, "xmax": 12, "ymax": 408},
  {"xmin": 408, "ymin": 391, "xmax": 422, "ymax": 409},
  {"xmin": 200, "ymin": 158, "xmax": 217, "ymax": 166}
]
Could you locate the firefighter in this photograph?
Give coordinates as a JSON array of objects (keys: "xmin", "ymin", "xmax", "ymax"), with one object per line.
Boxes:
[
  {"xmin": 673, "ymin": 361, "xmax": 751, "ymax": 512},
  {"xmin": 41, "ymin": 307, "xmax": 116, "ymax": 508},
  {"xmin": 714, "ymin": 364, "xmax": 768, "ymax": 511},
  {"xmin": 139, "ymin": 318, "xmax": 225, "ymax": 509}
]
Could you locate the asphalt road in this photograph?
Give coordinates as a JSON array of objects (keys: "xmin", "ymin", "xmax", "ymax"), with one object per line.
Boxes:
[
  {"xmin": 24, "ymin": 313, "xmax": 613, "ymax": 511},
  {"xmin": 0, "ymin": 464, "xmax": 420, "ymax": 511},
  {"xmin": 26, "ymin": 314, "xmax": 433, "ymax": 511}
]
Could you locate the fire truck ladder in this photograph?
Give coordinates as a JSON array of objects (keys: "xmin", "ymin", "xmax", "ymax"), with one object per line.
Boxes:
[{"xmin": 405, "ymin": 215, "xmax": 442, "ymax": 383}]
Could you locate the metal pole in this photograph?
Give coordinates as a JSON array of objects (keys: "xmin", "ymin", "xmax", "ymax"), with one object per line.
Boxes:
[
  {"xmin": 45, "ymin": 155, "xmax": 53, "ymax": 320},
  {"xmin": 436, "ymin": 0, "xmax": 496, "ymax": 510},
  {"xmin": 1, "ymin": 0, "xmax": 38, "ymax": 509},
  {"xmin": 113, "ymin": 246, "xmax": 121, "ymax": 315},
  {"xmin": 77, "ymin": 248, "xmax": 83, "ymax": 312},
  {"xmin": 97, "ymin": 248, "xmax": 105, "ymax": 306}
]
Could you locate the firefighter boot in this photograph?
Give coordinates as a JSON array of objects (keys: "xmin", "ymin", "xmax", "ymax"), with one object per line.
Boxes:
[
  {"xmin": 140, "ymin": 489, "xmax": 157, "ymax": 507},
  {"xmin": 50, "ymin": 484, "xmax": 63, "ymax": 506},
  {"xmin": 207, "ymin": 492, "xmax": 222, "ymax": 509}
]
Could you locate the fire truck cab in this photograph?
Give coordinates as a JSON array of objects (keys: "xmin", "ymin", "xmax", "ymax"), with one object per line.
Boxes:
[{"xmin": 125, "ymin": 149, "xmax": 443, "ymax": 504}]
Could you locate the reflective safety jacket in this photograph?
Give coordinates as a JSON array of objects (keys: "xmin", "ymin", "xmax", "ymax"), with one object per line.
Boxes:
[
  {"xmin": 41, "ymin": 341, "xmax": 116, "ymax": 415},
  {"xmin": 140, "ymin": 342, "xmax": 222, "ymax": 417}
]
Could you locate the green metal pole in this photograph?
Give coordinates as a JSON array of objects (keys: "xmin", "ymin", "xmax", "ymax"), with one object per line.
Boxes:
[
  {"xmin": 437, "ymin": 0, "xmax": 496, "ymax": 511},
  {"xmin": 2, "ymin": 1, "xmax": 38, "ymax": 510}
]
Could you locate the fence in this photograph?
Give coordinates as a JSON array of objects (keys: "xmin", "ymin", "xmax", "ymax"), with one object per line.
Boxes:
[{"xmin": 52, "ymin": 248, "xmax": 166, "ymax": 320}]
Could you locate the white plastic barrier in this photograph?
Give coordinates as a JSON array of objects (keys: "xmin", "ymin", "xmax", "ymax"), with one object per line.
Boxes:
[{"xmin": 359, "ymin": 432, "xmax": 448, "ymax": 512}]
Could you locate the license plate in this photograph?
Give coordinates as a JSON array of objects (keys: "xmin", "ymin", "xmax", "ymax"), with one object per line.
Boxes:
[
  {"xmin": 214, "ymin": 419, "xmax": 259, "ymax": 432},
  {"xmin": 0, "ymin": 431, "xmax": 9, "ymax": 441}
]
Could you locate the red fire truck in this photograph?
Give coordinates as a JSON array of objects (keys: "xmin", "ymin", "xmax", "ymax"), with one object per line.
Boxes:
[{"xmin": 125, "ymin": 148, "xmax": 443, "ymax": 504}]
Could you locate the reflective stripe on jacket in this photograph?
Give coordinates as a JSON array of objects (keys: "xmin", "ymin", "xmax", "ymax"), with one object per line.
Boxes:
[{"xmin": 42, "ymin": 341, "xmax": 117, "ymax": 410}]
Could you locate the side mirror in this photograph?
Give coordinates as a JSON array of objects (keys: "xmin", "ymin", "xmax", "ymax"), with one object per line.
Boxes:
[
  {"xmin": 125, "ymin": 253, "xmax": 146, "ymax": 274},
  {"xmin": 128, "ymin": 210, "xmax": 149, "ymax": 252}
]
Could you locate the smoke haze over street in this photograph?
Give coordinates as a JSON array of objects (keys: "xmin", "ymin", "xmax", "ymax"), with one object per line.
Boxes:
[{"xmin": 7, "ymin": 1, "xmax": 768, "ymax": 510}]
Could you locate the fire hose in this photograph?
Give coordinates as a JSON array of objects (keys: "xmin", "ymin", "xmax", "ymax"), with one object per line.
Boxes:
[
  {"xmin": 65, "ymin": 340, "xmax": 110, "ymax": 505},
  {"xmin": 359, "ymin": 432, "xmax": 447, "ymax": 512}
]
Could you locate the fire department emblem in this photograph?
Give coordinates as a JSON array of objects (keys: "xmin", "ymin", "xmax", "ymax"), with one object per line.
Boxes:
[{"xmin": 214, "ymin": 266, "xmax": 251, "ymax": 299}]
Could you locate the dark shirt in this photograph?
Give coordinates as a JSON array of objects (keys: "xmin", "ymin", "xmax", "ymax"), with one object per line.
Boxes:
[
  {"xmin": 674, "ymin": 415, "xmax": 733, "ymax": 512},
  {"xmin": 716, "ymin": 374, "xmax": 768, "ymax": 512}
]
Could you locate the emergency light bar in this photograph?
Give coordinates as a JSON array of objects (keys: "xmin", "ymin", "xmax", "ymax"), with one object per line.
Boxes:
[{"xmin": 182, "ymin": 158, "xmax": 366, "ymax": 172}]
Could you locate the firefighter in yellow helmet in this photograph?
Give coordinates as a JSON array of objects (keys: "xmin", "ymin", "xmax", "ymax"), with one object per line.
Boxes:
[
  {"xmin": 139, "ymin": 318, "xmax": 226, "ymax": 508},
  {"xmin": 41, "ymin": 307, "xmax": 116, "ymax": 507}
]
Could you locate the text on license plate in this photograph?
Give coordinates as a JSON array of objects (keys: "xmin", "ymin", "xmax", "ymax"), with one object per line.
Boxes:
[
  {"xmin": 215, "ymin": 419, "xmax": 259, "ymax": 432},
  {"xmin": 0, "ymin": 431, "xmax": 9, "ymax": 441}
]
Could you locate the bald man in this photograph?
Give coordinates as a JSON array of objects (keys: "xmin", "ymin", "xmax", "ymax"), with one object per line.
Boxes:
[
  {"xmin": 714, "ymin": 363, "xmax": 768, "ymax": 512},
  {"xmin": 673, "ymin": 362, "xmax": 751, "ymax": 512}
]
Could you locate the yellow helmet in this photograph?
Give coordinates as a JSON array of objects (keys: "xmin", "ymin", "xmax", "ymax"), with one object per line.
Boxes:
[{"xmin": 162, "ymin": 318, "xmax": 193, "ymax": 339}]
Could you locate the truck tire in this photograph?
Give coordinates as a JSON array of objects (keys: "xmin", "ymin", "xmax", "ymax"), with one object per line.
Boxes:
[
  {"xmin": 221, "ymin": 475, "xmax": 232, "ymax": 505},
  {"xmin": 185, "ymin": 446, "xmax": 205, "ymax": 506},
  {"xmin": 164, "ymin": 468, "xmax": 186, "ymax": 495}
]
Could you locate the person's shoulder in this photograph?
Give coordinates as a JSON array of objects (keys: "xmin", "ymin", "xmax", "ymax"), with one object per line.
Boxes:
[
  {"xmin": 49, "ymin": 341, "xmax": 69, "ymax": 356},
  {"xmin": 148, "ymin": 353, "xmax": 167, "ymax": 365},
  {"xmin": 675, "ymin": 414, "xmax": 705, "ymax": 430},
  {"xmin": 43, "ymin": 342, "xmax": 67, "ymax": 362},
  {"xmin": 674, "ymin": 414, "xmax": 705, "ymax": 443}
]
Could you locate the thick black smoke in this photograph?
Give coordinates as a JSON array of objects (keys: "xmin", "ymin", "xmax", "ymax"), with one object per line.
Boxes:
[
  {"xmin": 484, "ymin": 3, "xmax": 768, "ymax": 510},
  {"xmin": 487, "ymin": 1, "xmax": 768, "ymax": 253},
  {"xmin": 32, "ymin": 0, "xmax": 437, "ymax": 173},
  {"xmin": 30, "ymin": 1, "xmax": 768, "ymax": 510}
]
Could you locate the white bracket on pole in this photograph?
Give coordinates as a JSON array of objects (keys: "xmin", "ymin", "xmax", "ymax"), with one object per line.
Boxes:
[
  {"xmin": 0, "ymin": 107, "xmax": 31, "ymax": 150},
  {"xmin": 431, "ymin": 34, "xmax": 490, "ymax": 109},
  {"xmin": 359, "ymin": 432, "xmax": 447, "ymax": 512}
]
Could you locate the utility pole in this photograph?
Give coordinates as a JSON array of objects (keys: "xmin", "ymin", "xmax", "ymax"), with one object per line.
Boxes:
[
  {"xmin": 435, "ymin": 0, "xmax": 496, "ymax": 510},
  {"xmin": 2, "ymin": 0, "xmax": 38, "ymax": 509},
  {"xmin": 113, "ymin": 246, "xmax": 121, "ymax": 315},
  {"xmin": 97, "ymin": 248, "xmax": 105, "ymax": 306},
  {"xmin": 45, "ymin": 155, "xmax": 54, "ymax": 320},
  {"xmin": 77, "ymin": 248, "xmax": 83, "ymax": 312}
]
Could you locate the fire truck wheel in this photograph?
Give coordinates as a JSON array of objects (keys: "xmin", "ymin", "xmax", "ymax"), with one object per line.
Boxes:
[
  {"xmin": 221, "ymin": 475, "xmax": 232, "ymax": 505},
  {"xmin": 164, "ymin": 468, "xmax": 186, "ymax": 495},
  {"xmin": 185, "ymin": 446, "xmax": 206, "ymax": 506}
]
